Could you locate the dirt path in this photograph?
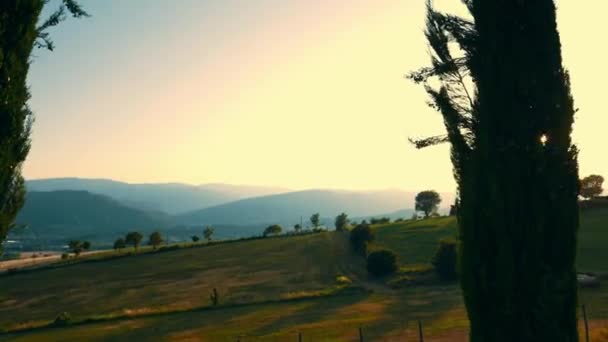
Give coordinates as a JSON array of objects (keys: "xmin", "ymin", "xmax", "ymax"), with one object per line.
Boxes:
[{"xmin": 0, "ymin": 250, "xmax": 107, "ymax": 271}]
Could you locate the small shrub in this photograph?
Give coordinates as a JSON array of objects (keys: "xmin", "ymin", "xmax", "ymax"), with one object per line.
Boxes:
[
  {"xmin": 53, "ymin": 312, "xmax": 72, "ymax": 326},
  {"xmin": 61, "ymin": 253, "xmax": 69, "ymax": 260},
  {"xmin": 432, "ymin": 238, "xmax": 458, "ymax": 281},
  {"xmin": 366, "ymin": 249, "xmax": 398, "ymax": 277}
]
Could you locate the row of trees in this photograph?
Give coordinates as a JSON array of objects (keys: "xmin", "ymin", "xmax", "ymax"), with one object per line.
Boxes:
[{"xmin": 111, "ymin": 226, "xmax": 216, "ymax": 252}]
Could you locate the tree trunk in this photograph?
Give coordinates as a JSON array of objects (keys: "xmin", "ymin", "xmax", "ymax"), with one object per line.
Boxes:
[{"xmin": 460, "ymin": 1, "xmax": 579, "ymax": 341}]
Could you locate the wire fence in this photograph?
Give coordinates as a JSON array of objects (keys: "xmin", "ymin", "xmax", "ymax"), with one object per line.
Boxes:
[{"xmin": 227, "ymin": 305, "xmax": 607, "ymax": 342}]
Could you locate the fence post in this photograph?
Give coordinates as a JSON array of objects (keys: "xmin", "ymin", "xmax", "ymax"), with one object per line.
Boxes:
[
  {"xmin": 359, "ymin": 326, "xmax": 364, "ymax": 342},
  {"xmin": 418, "ymin": 320, "xmax": 424, "ymax": 342},
  {"xmin": 582, "ymin": 304, "xmax": 590, "ymax": 342},
  {"xmin": 298, "ymin": 332, "xmax": 302, "ymax": 342}
]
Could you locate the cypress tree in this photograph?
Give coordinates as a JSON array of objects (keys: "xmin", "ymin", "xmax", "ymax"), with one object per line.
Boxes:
[
  {"xmin": 0, "ymin": 1, "xmax": 87, "ymax": 252},
  {"xmin": 410, "ymin": 1, "xmax": 579, "ymax": 340}
]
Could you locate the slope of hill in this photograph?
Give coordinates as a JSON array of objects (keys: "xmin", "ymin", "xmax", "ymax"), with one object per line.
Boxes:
[
  {"xmin": 177, "ymin": 189, "xmax": 421, "ymax": 226},
  {"xmin": 1, "ymin": 207, "xmax": 607, "ymax": 340},
  {"xmin": 13, "ymin": 191, "xmax": 170, "ymax": 243},
  {"xmin": 26, "ymin": 178, "xmax": 289, "ymax": 214}
]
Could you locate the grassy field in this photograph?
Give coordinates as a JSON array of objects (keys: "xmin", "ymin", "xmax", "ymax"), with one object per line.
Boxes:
[
  {"xmin": 0, "ymin": 233, "xmax": 361, "ymax": 331},
  {"xmin": 1, "ymin": 209, "xmax": 607, "ymax": 341}
]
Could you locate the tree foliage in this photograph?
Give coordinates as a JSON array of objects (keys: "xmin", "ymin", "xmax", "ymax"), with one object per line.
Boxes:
[
  {"xmin": 366, "ymin": 249, "xmax": 398, "ymax": 277},
  {"xmin": 203, "ymin": 226, "xmax": 214, "ymax": 242},
  {"xmin": 310, "ymin": 213, "xmax": 320, "ymax": 228},
  {"xmin": 113, "ymin": 238, "xmax": 126, "ymax": 252},
  {"xmin": 410, "ymin": 0, "xmax": 580, "ymax": 340},
  {"xmin": 263, "ymin": 224, "xmax": 282, "ymax": 237},
  {"xmin": 415, "ymin": 191, "xmax": 441, "ymax": 218},
  {"xmin": 148, "ymin": 231, "xmax": 163, "ymax": 249},
  {"xmin": 432, "ymin": 238, "xmax": 458, "ymax": 281},
  {"xmin": 349, "ymin": 223, "xmax": 374, "ymax": 256},
  {"xmin": 334, "ymin": 213, "xmax": 349, "ymax": 232},
  {"xmin": 0, "ymin": 1, "xmax": 87, "ymax": 253},
  {"xmin": 580, "ymin": 175, "xmax": 604, "ymax": 199},
  {"xmin": 67, "ymin": 239, "xmax": 90, "ymax": 256},
  {"xmin": 125, "ymin": 232, "xmax": 143, "ymax": 250}
]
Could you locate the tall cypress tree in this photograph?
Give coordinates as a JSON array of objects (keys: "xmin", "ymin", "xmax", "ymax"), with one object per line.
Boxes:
[
  {"xmin": 0, "ymin": 1, "xmax": 87, "ymax": 253},
  {"xmin": 410, "ymin": 1, "xmax": 579, "ymax": 340}
]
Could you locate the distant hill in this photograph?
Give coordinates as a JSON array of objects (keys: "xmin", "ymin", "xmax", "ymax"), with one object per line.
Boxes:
[
  {"xmin": 26, "ymin": 178, "xmax": 289, "ymax": 214},
  {"xmin": 176, "ymin": 189, "xmax": 423, "ymax": 226},
  {"xmin": 14, "ymin": 191, "xmax": 170, "ymax": 241}
]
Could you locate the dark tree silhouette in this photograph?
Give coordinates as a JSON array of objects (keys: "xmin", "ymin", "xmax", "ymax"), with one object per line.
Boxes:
[
  {"xmin": 310, "ymin": 213, "xmax": 320, "ymax": 229},
  {"xmin": 432, "ymin": 238, "xmax": 458, "ymax": 281},
  {"xmin": 263, "ymin": 224, "xmax": 282, "ymax": 237},
  {"xmin": 113, "ymin": 238, "xmax": 126, "ymax": 252},
  {"xmin": 293, "ymin": 224, "xmax": 302, "ymax": 233},
  {"xmin": 0, "ymin": 1, "xmax": 87, "ymax": 252},
  {"xmin": 415, "ymin": 191, "xmax": 441, "ymax": 218},
  {"xmin": 580, "ymin": 175, "xmax": 604, "ymax": 199},
  {"xmin": 366, "ymin": 249, "xmax": 397, "ymax": 277},
  {"xmin": 203, "ymin": 226, "xmax": 214, "ymax": 242},
  {"xmin": 148, "ymin": 231, "xmax": 163, "ymax": 250},
  {"xmin": 125, "ymin": 232, "xmax": 143, "ymax": 251},
  {"xmin": 334, "ymin": 213, "xmax": 349, "ymax": 232},
  {"xmin": 349, "ymin": 223, "xmax": 374, "ymax": 256},
  {"xmin": 410, "ymin": 1, "xmax": 579, "ymax": 340}
]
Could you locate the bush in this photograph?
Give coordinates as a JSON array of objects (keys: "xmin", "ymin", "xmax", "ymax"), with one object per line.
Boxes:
[
  {"xmin": 432, "ymin": 238, "xmax": 458, "ymax": 281},
  {"xmin": 53, "ymin": 312, "xmax": 72, "ymax": 326},
  {"xmin": 61, "ymin": 253, "xmax": 69, "ymax": 260},
  {"xmin": 350, "ymin": 223, "xmax": 374, "ymax": 255},
  {"xmin": 366, "ymin": 249, "xmax": 398, "ymax": 277}
]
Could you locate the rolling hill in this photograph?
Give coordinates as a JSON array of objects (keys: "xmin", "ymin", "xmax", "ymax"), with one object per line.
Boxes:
[
  {"xmin": 176, "ymin": 189, "xmax": 423, "ymax": 226},
  {"xmin": 11, "ymin": 191, "xmax": 170, "ymax": 248},
  {"xmin": 26, "ymin": 178, "xmax": 289, "ymax": 214},
  {"xmin": 2, "ymin": 207, "xmax": 607, "ymax": 341}
]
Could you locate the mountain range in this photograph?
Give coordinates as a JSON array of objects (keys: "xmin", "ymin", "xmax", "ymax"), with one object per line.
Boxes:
[
  {"xmin": 26, "ymin": 178, "xmax": 289, "ymax": 214},
  {"xmin": 9, "ymin": 178, "xmax": 454, "ymax": 250}
]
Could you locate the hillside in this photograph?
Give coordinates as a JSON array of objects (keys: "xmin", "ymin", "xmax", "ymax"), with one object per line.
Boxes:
[
  {"xmin": 2, "ymin": 207, "xmax": 607, "ymax": 341},
  {"xmin": 13, "ymin": 191, "xmax": 170, "ymax": 246},
  {"xmin": 26, "ymin": 178, "xmax": 288, "ymax": 214},
  {"xmin": 177, "ymin": 189, "xmax": 421, "ymax": 226}
]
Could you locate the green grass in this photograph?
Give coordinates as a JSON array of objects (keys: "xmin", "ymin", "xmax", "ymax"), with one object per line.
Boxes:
[
  {"xmin": 578, "ymin": 207, "xmax": 608, "ymax": 273},
  {"xmin": 1, "ymin": 286, "xmax": 466, "ymax": 342},
  {"xmin": 1, "ymin": 208, "xmax": 607, "ymax": 341},
  {"xmin": 0, "ymin": 232, "xmax": 361, "ymax": 331},
  {"xmin": 372, "ymin": 217, "xmax": 457, "ymax": 265}
]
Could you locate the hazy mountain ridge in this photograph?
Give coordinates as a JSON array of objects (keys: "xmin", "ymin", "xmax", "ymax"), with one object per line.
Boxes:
[
  {"xmin": 26, "ymin": 178, "xmax": 289, "ymax": 214},
  {"xmin": 14, "ymin": 190, "xmax": 170, "ymax": 240},
  {"xmin": 176, "ymin": 189, "xmax": 430, "ymax": 226},
  {"xmin": 13, "ymin": 179, "xmax": 454, "ymax": 250}
]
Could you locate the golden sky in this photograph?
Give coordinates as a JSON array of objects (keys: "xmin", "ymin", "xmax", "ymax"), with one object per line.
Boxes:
[{"xmin": 24, "ymin": 0, "xmax": 607, "ymax": 192}]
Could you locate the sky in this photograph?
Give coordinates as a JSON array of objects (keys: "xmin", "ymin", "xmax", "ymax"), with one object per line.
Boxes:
[{"xmin": 23, "ymin": 0, "xmax": 607, "ymax": 192}]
